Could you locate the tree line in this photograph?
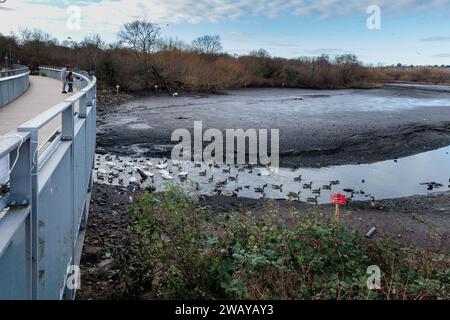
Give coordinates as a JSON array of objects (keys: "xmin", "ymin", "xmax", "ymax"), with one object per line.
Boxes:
[{"xmin": 1, "ymin": 20, "xmax": 449, "ymax": 92}]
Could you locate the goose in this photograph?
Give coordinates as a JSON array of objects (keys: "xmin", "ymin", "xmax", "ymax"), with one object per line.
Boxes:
[
  {"xmin": 105, "ymin": 155, "xmax": 113, "ymax": 161},
  {"xmin": 211, "ymin": 189, "xmax": 222, "ymax": 196},
  {"xmin": 194, "ymin": 163, "xmax": 202, "ymax": 168},
  {"xmin": 193, "ymin": 182, "xmax": 200, "ymax": 191},
  {"xmin": 371, "ymin": 197, "xmax": 383, "ymax": 210},
  {"xmin": 259, "ymin": 191, "xmax": 267, "ymax": 199},
  {"xmin": 106, "ymin": 161, "xmax": 115, "ymax": 167},
  {"xmin": 228, "ymin": 174, "xmax": 239, "ymax": 181},
  {"xmin": 303, "ymin": 181, "xmax": 313, "ymax": 189},
  {"xmin": 272, "ymin": 184, "xmax": 283, "ymax": 190},
  {"xmin": 312, "ymin": 188, "xmax": 321, "ymax": 195},
  {"xmin": 293, "ymin": 175, "xmax": 302, "ymax": 182},
  {"xmin": 244, "ymin": 185, "xmax": 250, "ymax": 189},
  {"xmin": 322, "ymin": 183, "xmax": 332, "ymax": 190},
  {"xmin": 222, "ymin": 167, "xmax": 231, "ymax": 174},
  {"xmin": 343, "ymin": 188, "xmax": 354, "ymax": 193},
  {"xmin": 224, "ymin": 190, "xmax": 238, "ymax": 197},
  {"xmin": 97, "ymin": 168, "xmax": 107, "ymax": 175},
  {"xmin": 129, "ymin": 176, "xmax": 137, "ymax": 184},
  {"xmin": 307, "ymin": 196, "xmax": 319, "ymax": 204},
  {"xmin": 330, "ymin": 180, "xmax": 340, "ymax": 186},
  {"xmin": 254, "ymin": 187, "xmax": 265, "ymax": 193},
  {"xmin": 208, "ymin": 175, "xmax": 214, "ymax": 183},
  {"xmin": 199, "ymin": 170, "xmax": 207, "ymax": 177},
  {"xmin": 288, "ymin": 191, "xmax": 301, "ymax": 200},
  {"xmin": 235, "ymin": 187, "xmax": 243, "ymax": 192}
]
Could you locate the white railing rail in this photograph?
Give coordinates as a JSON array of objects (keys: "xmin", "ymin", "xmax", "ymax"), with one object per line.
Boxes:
[
  {"xmin": 0, "ymin": 65, "xmax": 30, "ymax": 107},
  {"xmin": 0, "ymin": 66, "xmax": 96, "ymax": 300}
]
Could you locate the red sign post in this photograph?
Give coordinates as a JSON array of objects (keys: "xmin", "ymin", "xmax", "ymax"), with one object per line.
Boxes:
[{"xmin": 330, "ymin": 194, "xmax": 346, "ymax": 222}]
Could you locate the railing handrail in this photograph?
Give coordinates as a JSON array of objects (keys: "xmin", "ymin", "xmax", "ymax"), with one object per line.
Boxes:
[
  {"xmin": 0, "ymin": 65, "xmax": 30, "ymax": 78},
  {"xmin": 19, "ymin": 68, "xmax": 96, "ymax": 132},
  {"xmin": 0, "ymin": 65, "xmax": 97, "ymax": 300}
]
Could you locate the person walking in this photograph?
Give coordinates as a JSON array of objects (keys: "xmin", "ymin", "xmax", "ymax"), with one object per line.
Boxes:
[
  {"xmin": 67, "ymin": 71, "xmax": 74, "ymax": 93},
  {"xmin": 61, "ymin": 65, "xmax": 70, "ymax": 94}
]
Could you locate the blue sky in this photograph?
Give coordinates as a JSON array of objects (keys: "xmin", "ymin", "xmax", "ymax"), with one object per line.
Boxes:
[{"xmin": 1, "ymin": 0, "xmax": 449, "ymax": 65}]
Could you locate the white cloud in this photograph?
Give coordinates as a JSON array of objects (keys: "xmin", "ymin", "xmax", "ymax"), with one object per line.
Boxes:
[{"xmin": 0, "ymin": 0, "xmax": 449, "ymax": 42}]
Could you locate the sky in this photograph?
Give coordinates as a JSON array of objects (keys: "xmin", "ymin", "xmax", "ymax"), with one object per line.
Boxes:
[{"xmin": 0, "ymin": 0, "xmax": 449, "ymax": 65}]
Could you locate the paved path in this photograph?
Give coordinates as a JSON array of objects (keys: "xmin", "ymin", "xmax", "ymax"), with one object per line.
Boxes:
[{"xmin": 0, "ymin": 75, "xmax": 76, "ymax": 148}]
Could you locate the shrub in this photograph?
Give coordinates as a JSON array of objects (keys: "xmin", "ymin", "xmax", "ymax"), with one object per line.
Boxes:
[{"xmin": 114, "ymin": 186, "xmax": 449, "ymax": 300}]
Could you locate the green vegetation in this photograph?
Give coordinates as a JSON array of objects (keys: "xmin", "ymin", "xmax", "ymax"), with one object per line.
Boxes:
[{"xmin": 114, "ymin": 186, "xmax": 449, "ymax": 300}]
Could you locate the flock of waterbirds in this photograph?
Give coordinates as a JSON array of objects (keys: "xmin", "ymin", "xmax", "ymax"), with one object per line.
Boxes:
[{"xmin": 92, "ymin": 154, "xmax": 450, "ymax": 208}]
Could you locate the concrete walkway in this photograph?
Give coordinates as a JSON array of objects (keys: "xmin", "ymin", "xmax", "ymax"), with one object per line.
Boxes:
[{"xmin": 0, "ymin": 75, "xmax": 76, "ymax": 148}]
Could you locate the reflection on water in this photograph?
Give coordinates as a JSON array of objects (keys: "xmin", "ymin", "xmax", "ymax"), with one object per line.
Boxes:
[{"xmin": 94, "ymin": 145, "xmax": 450, "ymax": 204}]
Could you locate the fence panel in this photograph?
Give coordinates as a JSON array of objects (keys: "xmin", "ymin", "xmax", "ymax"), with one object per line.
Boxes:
[{"xmin": 0, "ymin": 66, "xmax": 96, "ymax": 300}]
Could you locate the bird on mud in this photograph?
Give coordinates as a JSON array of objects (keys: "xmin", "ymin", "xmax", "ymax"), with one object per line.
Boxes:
[
  {"xmin": 307, "ymin": 195, "xmax": 319, "ymax": 204},
  {"xmin": 370, "ymin": 197, "xmax": 383, "ymax": 210},
  {"xmin": 288, "ymin": 191, "xmax": 301, "ymax": 200}
]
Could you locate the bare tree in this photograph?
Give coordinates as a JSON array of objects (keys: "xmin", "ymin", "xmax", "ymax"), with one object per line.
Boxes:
[
  {"xmin": 192, "ymin": 35, "xmax": 222, "ymax": 55},
  {"xmin": 117, "ymin": 20, "xmax": 160, "ymax": 54},
  {"xmin": 249, "ymin": 48, "xmax": 270, "ymax": 58}
]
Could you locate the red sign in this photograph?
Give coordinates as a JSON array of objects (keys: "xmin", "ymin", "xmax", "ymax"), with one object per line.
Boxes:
[{"xmin": 331, "ymin": 194, "xmax": 346, "ymax": 206}]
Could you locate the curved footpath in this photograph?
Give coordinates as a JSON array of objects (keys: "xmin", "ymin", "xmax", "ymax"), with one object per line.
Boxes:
[{"xmin": 0, "ymin": 75, "xmax": 76, "ymax": 148}]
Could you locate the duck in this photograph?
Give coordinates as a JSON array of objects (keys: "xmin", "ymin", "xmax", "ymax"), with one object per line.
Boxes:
[
  {"xmin": 303, "ymin": 181, "xmax": 313, "ymax": 189},
  {"xmin": 293, "ymin": 175, "xmax": 302, "ymax": 182}
]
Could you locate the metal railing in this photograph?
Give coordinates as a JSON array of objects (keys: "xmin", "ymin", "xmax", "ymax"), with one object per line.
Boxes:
[
  {"xmin": 0, "ymin": 66, "xmax": 96, "ymax": 300},
  {"xmin": 0, "ymin": 66, "xmax": 30, "ymax": 107}
]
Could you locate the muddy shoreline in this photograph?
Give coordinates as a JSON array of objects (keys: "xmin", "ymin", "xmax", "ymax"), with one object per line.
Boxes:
[{"xmin": 96, "ymin": 86, "xmax": 450, "ymax": 168}]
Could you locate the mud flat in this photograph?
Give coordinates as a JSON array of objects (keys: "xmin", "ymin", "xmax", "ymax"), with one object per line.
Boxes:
[{"xmin": 96, "ymin": 85, "xmax": 450, "ymax": 168}]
